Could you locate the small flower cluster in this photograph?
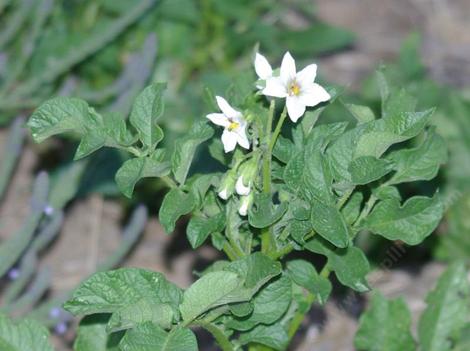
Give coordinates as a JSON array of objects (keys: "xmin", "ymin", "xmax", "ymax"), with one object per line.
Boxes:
[{"xmin": 206, "ymin": 52, "xmax": 330, "ymax": 215}]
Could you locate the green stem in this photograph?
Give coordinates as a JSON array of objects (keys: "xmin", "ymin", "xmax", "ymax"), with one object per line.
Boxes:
[
  {"xmin": 193, "ymin": 321, "xmax": 234, "ymax": 351},
  {"xmin": 269, "ymin": 106, "xmax": 288, "ymax": 152},
  {"xmin": 261, "ymin": 100, "xmax": 276, "ymax": 253},
  {"xmin": 337, "ymin": 187, "xmax": 354, "ymax": 210},
  {"xmin": 161, "ymin": 175, "xmax": 177, "ymax": 189},
  {"xmin": 353, "ymin": 194, "xmax": 377, "ymax": 230}
]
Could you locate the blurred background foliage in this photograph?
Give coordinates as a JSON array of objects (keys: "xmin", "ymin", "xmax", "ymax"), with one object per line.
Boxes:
[{"xmin": 0, "ymin": 0, "xmax": 469, "ymax": 348}]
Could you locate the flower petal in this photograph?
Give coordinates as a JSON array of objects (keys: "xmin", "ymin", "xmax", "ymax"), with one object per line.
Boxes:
[
  {"xmin": 236, "ymin": 176, "xmax": 251, "ymax": 195},
  {"xmin": 239, "ymin": 196, "xmax": 250, "ymax": 216},
  {"xmin": 280, "ymin": 51, "xmax": 296, "ymax": 85},
  {"xmin": 299, "ymin": 83, "xmax": 331, "ymax": 107},
  {"xmin": 254, "ymin": 53, "xmax": 273, "ymax": 80},
  {"xmin": 262, "ymin": 77, "xmax": 287, "ymax": 98},
  {"xmin": 297, "ymin": 64, "xmax": 317, "ymax": 85},
  {"xmin": 216, "ymin": 96, "xmax": 240, "ymax": 119},
  {"xmin": 206, "ymin": 113, "xmax": 229, "ymax": 127},
  {"xmin": 221, "ymin": 129, "xmax": 238, "ymax": 153},
  {"xmin": 236, "ymin": 125, "xmax": 250, "ymax": 149},
  {"xmin": 286, "ymin": 96, "xmax": 306, "ymax": 123},
  {"xmin": 218, "ymin": 188, "xmax": 229, "ymax": 200}
]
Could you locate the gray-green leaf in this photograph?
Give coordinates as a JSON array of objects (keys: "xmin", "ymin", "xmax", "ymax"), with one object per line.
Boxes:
[
  {"xmin": 362, "ymin": 194, "xmax": 443, "ymax": 245},
  {"xmin": 418, "ymin": 262, "xmax": 470, "ymax": 351},
  {"xmin": 0, "ymin": 313, "xmax": 54, "ymax": 351},
  {"xmin": 159, "ymin": 188, "xmax": 196, "ymax": 233},
  {"xmin": 355, "ymin": 291, "xmax": 415, "ymax": 351},
  {"xmin": 129, "ymin": 83, "xmax": 166, "ymax": 150},
  {"xmin": 63, "ymin": 268, "xmax": 183, "ymax": 318},
  {"xmin": 120, "ymin": 323, "xmax": 197, "ymax": 351}
]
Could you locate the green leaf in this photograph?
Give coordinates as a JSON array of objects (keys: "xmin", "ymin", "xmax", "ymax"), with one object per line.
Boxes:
[
  {"xmin": 362, "ymin": 194, "xmax": 443, "ymax": 245},
  {"xmin": 310, "ymin": 198, "xmax": 350, "ymax": 248},
  {"xmin": 238, "ymin": 323, "xmax": 288, "ymax": 350},
  {"xmin": 74, "ymin": 314, "xmax": 123, "ymax": 351},
  {"xmin": 349, "ymin": 156, "xmax": 394, "ymax": 185},
  {"xmin": 286, "ymin": 259, "xmax": 332, "ymax": 305},
  {"xmin": 119, "ymin": 323, "xmax": 197, "ymax": 351},
  {"xmin": 345, "ymin": 103, "xmax": 375, "ymax": 124},
  {"xmin": 171, "ymin": 121, "xmax": 213, "ymax": 185},
  {"xmin": 224, "ymin": 252, "xmax": 282, "ymax": 294},
  {"xmin": 179, "ymin": 271, "xmax": 243, "ymax": 323},
  {"xmin": 129, "ymin": 83, "xmax": 166, "ymax": 150},
  {"xmin": 328, "ymin": 246, "xmax": 370, "ymax": 292},
  {"xmin": 227, "ymin": 275, "xmax": 292, "ymax": 331},
  {"xmin": 272, "ymin": 135, "xmax": 295, "ymax": 164},
  {"xmin": 418, "ymin": 262, "xmax": 470, "ymax": 351},
  {"xmin": 64, "ymin": 268, "xmax": 183, "ymax": 318},
  {"xmin": 28, "ymin": 97, "xmax": 90, "ymax": 142},
  {"xmin": 305, "ymin": 239, "xmax": 370, "ymax": 292},
  {"xmin": 159, "ymin": 188, "xmax": 196, "ymax": 233},
  {"xmin": 115, "ymin": 155, "xmax": 170, "ymax": 198},
  {"xmin": 248, "ymin": 193, "xmax": 288, "ymax": 228},
  {"xmin": 75, "ymin": 131, "xmax": 106, "ymax": 160},
  {"xmin": 107, "ymin": 299, "xmax": 173, "ymax": 333},
  {"xmin": 187, "ymin": 212, "xmax": 225, "ymax": 249},
  {"xmin": 0, "ymin": 313, "xmax": 54, "ymax": 351},
  {"xmin": 354, "ymin": 291, "xmax": 415, "ymax": 351},
  {"xmin": 386, "ymin": 130, "xmax": 447, "ymax": 185}
]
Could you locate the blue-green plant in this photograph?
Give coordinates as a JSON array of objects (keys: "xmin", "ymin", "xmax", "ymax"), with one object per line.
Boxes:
[{"xmin": 23, "ymin": 48, "xmax": 447, "ymax": 350}]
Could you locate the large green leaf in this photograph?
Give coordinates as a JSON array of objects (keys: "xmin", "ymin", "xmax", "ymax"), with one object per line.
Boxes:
[
  {"xmin": 418, "ymin": 262, "xmax": 470, "ymax": 351},
  {"xmin": 179, "ymin": 271, "xmax": 243, "ymax": 323},
  {"xmin": 386, "ymin": 130, "xmax": 447, "ymax": 185},
  {"xmin": 129, "ymin": 83, "xmax": 166, "ymax": 150},
  {"xmin": 64, "ymin": 268, "xmax": 183, "ymax": 318},
  {"xmin": 286, "ymin": 259, "xmax": 332, "ymax": 305},
  {"xmin": 187, "ymin": 212, "xmax": 225, "ymax": 249},
  {"xmin": 119, "ymin": 323, "xmax": 197, "ymax": 351},
  {"xmin": 248, "ymin": 193, "xmax": 288, "ymax": 229},
  {"xmin": 362, "ymin": 194, "xmax": 443, "ymax": 245},
  {"xmin": 349, "ymin": 156, "xmax": 394, "ymax": 185},
  {"xmin": 115, "ymin": 155, "xmax": 170, "ymax": 198},
  {"xmin": 310, "ymin": 198, "xmax": 350, "ymax": 248},
  {"xmin": 28, "ymin": 97, "xmax": 90, "ymax": 142},
  {"xmin": 355, "ymin": 291, "xmax": 415, "ymax": 351},
  {"xmin": 159, "ymin": 188, "xmax": 196, "ymax": 233},
  {"xmin": 305, "ymin": 238, "xmax": 370, "ymax": 292},
  {"xmin": 74, "ymin": 314, "xmax": 123, "ymax": 351},
  {"xmin": 238, "ymin": 323, "xmax": 288, "ymax": 351},
  {"xmin": 171, "ymin": 121, "xmax": 213, "ymax": 185},
  {"xmin": 0, "ymin": 313, "xmax": 54, "ymax": 351},
  {"xmin": 227, "ymin": 275, "xmax": 292, "ymax": 331},
  {"xmin": 107, "ymin": 299, "xmax": 174, "ymax": 333}
]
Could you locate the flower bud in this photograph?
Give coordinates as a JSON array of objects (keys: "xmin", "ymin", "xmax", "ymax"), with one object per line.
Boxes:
[
  {"xmin": 235, "ymin": 159, "xmax": 257, "ymax": 195},
  {"xmin": 239, "ymin": 193, "xmax": 254, "ymax": 216},
  {"xmin": 218, "ymin": 171, "xmax": 237, "ymax": 200}
]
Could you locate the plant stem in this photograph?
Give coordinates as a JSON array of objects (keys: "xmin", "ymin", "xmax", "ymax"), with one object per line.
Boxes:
[
  {"xmin": 262, "ymin": 99, "xmax": 275, "ymax": 194},
  {"xmin": 269, "ymin": 106, "xmax": 288, "ymax": 152},
  {"xmin": 353, "ymin": 194, "xmax": 377, "ymax": 230},
  {"xmin": 337, "ymin": 187, "xmax": 354, "ymax": 210}
]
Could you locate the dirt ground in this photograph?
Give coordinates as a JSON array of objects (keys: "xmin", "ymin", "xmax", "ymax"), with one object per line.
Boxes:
[{"xmin": 1, "ymin": 0, "xmax": 469, "ymax": 350}]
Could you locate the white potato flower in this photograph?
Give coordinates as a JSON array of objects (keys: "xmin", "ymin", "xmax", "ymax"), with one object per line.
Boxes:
[
  {"xmin": 262, "ymin": 52, "xmax": 330, "ymax": 122},
  {"xmin": 206, "ymin": 96, "xmax": 250, "ymax": 153}
]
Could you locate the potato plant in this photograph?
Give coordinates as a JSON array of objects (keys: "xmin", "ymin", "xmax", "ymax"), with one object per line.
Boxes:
[{"xmin": 2, "ymin": 50, "xmax": 454, "ymax": 350}]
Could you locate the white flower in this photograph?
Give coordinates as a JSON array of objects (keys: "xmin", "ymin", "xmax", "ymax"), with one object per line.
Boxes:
[
  {"xmin": 235, "ymin": 176, "xmax": 251, "ymax": 196},
  {"xmin": 239, "ymin": 194, "xmax": 253, "ymax": 216},
  {"xmin": 254, "ymin": 52, "xmax": 273, "ymax": 80},
  {"xmin": 206, "ymin": 96, "xmax": 250, "ymax": 153},
  {"xmin": 218, "ymin": 171, "xmax": 236, "ymax": 200},
  {"xmin": 262, "ymin": 52, "xmax": 331, "ymax": 123}
]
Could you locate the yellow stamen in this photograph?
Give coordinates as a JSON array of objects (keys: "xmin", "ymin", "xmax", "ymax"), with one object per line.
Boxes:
[
  {"xmin": 289, "ymin": 82, "xmax": 301, "ymax": 96},
  {"xmin": 228, "ymin": 121, "xmax": 239, "ymax": 131}
]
